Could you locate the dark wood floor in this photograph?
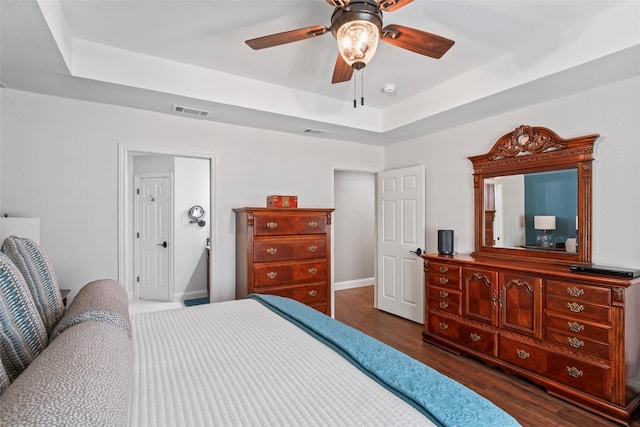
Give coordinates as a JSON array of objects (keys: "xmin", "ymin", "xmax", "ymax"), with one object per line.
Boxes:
[{"xmin": 334, "ymin": 286, "xmax": 640, "ymax": 427}]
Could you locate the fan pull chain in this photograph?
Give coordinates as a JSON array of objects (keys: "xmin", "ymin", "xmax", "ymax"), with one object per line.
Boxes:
[
  {"xmin": 353, "ymin": 70, "xmax": 365, "ymax": 108},
  {"xmin": 353, "ymin": 73, "xmax": 357, "ymax": 108},
  {"xmin": 361, "ymin": 69, "xmax": 364, "ymax": 106}
]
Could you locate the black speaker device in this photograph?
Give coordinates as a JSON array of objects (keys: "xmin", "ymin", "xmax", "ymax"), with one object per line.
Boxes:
[{"xmin": 438, "ymin": 230, "xmax": 454, "ymax": 255}]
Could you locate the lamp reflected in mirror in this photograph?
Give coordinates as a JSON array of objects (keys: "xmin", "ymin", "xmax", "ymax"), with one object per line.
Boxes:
[{"xmin": 534, "ymin": 215, "xmax": 556, "ymax": 248}]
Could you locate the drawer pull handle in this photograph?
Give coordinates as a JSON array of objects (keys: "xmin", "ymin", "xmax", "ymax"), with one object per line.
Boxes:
[
  {"xmin": 439, "ymin": 322, "xmax": 448, "ymax": 330},
  {"xmin": 567, "ymin": 302, "xmax": 584, "ymax": 313},
  {"xmin": 567, "ymin": 321, "xmax": 585, "ymax": 333},
  {"xmin": 439, "ymin": 301, "xmax": 449, "ymax": 309},
  {"xmin": 309, "ymin": 268, "xmax": 317, "ymax": 275},
  {"xmin": 439, "ymin": 290, "xmax": 449, "ymax": 298},
  {"xmin": 516, "ymin": 349, "xmax": 530, "ymax": 360},
  {"xmin": 439, "ymin": 266, "xmax": 449, "ymax": 273},
  {"xmin": 308, "ymin": 221, "xmax": 318, "ymax": 228},
  {"xmin": 266, "ymin": 222, "xmax": 278, "ymax": 229},
  {"xmin": 308, "ymin": 245, "xmax": 317, "ymax": 253},
  {"xmin": 267, "ymin": 272, "xmax": 277, "ymax": 279},
  {"xmin": 566, "ymin": 366, "xmax": 584, "ymax": 378},
  {"xmin": 567, "ymin": 287, "xmax": 585, "ymax": 297},
  {"xmin": 568, "ymin": 337, "xmax": 585, "ymax": 348},
  {"xmin": 439, "ymin": 277, "xmax": 449, "ymax": 285},
  {"xmin": 309, "ymin": 290, "xmax": 318, "ymax": 297},
  {"xmin": 470, "ymin": 333, "xmax": 481, "ymax": 342},
  {"xmin": 266, "ymin": 248, "xmax": 277, "ymax": 255}
]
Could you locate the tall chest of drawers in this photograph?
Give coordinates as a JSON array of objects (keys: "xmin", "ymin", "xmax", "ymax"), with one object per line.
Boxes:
[
  {"xmin": 422, "ymin": 253, "xmax": 640, "ymax": 425},
  {"xmin": 234, "ymin": 208, "xmax": 334, "ymax": 315}
]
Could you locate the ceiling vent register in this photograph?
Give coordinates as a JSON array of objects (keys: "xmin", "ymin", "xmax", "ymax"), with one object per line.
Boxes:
[{"xmin": 172, "ymin": 105, "xmax": 210, "ymax": 117}]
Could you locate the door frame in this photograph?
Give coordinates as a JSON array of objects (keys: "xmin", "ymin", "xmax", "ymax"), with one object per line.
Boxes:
[
  {"xmin": 118, "ymin": 144, "xmax": 217, "ymax": 301},
  {"xmin": 330, "ymin": 165, "xmax": 379, "ymax": 318},
  {"xmin": 134, "ymin": 173, "xmax": 174, "ymax": 301}
]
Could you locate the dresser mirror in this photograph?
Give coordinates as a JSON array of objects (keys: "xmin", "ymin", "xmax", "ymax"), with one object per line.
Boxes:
[{"xmin": 468, "ymin": 125, "xmax": 599, "ymax": 264}]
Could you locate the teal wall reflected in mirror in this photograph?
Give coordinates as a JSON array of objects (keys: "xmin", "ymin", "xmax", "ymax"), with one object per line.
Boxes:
[{"xmin": 524, "ymin": 169, "xmax": 578, "ymax": 246}]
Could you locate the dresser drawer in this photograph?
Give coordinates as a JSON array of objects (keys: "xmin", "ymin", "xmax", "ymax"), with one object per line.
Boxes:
[
  {"xmin": 254, "ymin": 237, "xmax": 327, "ymax": 262},
  {"xmin": 545, "ymin": 354, "xmax": 610, "ymax": 400},
  {"xmin": 546, "ymin": 280, "xmax": 611, "ymax": 305},
  {"xmin": 458, "ymin": 323, "xmax": 496, "ymax": 356},
  {"xmin": 545, "ymin": 329, "xmax": 610, "ymax": 360},
  {"xmin": 428, "ymin": 262, "xmax": 461, "ymax": 289},
  {"xmin": 427, "ymin": 312, "xmax": 462, "ymax": 341},
  {"xmin": 253, "ymin": 213, "xmax": 328, "ymax": 236},
  {"xmin": 546, "ymin": 295, "xmax": 610, "ymax": 323},
  {"xmin": 428, "ymin": 286, "xmax": 462, "ymax": 315},
  {"xmin": 545, "ymin": 313, "xmax": 610, "ymax": 343},
  {"xmin": 253, "ymin": 261, "xmax": 327, "ymax": 287},
  {"xmin": 499, "ymin": 335, "xmax": 548, "ymax": 376},
  {"xmin": 428, "ymin": 261, "xmax": 461, "ymax": 278},
  {"xmin": 255, "ymin": 282, "xmax": 327, "ymax": 305}
]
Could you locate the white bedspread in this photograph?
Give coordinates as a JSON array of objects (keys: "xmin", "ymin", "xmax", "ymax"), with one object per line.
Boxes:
[{"xmin": 130, "ymin": 299, "xmax": 435, "ymax": 426}]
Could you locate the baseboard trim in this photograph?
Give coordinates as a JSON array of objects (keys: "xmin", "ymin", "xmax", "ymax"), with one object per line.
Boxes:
[{"xmin": 334, "ymin": 277, "xmax": 374, "ymax": 291}]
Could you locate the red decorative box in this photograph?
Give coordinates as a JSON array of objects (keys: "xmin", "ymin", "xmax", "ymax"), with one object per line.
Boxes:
[{"xmin": 267, "ymin": 195, "xmax": 298, "ymax": 208}]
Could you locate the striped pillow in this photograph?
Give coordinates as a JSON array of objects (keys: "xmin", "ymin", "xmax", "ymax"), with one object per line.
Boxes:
[
  {"xmin": 2, "ymin": 237, "xmax": 65, "ymax": 336},
  {"xmin": 0, "ymin": 252, "xmax": 48, "ymax": 383}
]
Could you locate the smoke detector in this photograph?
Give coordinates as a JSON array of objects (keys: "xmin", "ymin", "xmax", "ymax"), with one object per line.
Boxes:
[{"xmin": 382, "ymin": 83, "xmax": 396, "ymax": 93}]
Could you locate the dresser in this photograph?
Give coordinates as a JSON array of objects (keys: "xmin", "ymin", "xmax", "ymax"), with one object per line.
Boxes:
[
  {"xmin": 422, "ymin": 253, "xmax": 640, "ymax": 425},
  {"xmin": 234, "ymin": 208, "xmax": 334, "ymax": 315}
]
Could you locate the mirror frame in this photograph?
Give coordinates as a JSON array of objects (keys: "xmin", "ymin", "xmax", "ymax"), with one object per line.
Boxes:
[{"xmin": 468, "ymin": 125, "xmax": 599, "ymax": 264}]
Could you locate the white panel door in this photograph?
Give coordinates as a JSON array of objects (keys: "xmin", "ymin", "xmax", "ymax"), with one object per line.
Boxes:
[
  {"xmin": 136, "ymin": 175, "xmax": 172, "ymax": 301},
  {"xmin": 376, "ymin": 165, "xmax": 425, "ymax": 323}
]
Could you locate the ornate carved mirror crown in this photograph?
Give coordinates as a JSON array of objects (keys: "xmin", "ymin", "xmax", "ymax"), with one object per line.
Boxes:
[{"xmin": 468, "ymin": 125, "xmax": 599, "ymax": 264}]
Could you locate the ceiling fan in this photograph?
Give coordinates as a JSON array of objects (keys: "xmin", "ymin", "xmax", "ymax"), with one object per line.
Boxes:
[{"xmin": 245, "ymin": 0, "xmax": 455, "ymax": 84}]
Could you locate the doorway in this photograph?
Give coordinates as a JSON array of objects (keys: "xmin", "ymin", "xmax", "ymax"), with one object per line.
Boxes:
[
  {"xmin": 332, "ymin": 169, "xmax": 376, "ymax": 317},
  {"xmin": 118, "ymin": 144, "xmax": 216, "ymax": 302}
]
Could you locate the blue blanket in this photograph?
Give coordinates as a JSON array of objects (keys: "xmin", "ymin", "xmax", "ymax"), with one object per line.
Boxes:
[{"xmin": 248, "ymin": 294, "xmax": 521, "ymax": 427}]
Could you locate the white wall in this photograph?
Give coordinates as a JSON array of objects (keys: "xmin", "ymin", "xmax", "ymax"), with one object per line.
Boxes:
[
  {"xmin": 174, "ymin": 157, "xmax": 209, "ymax": 299},
  {"xmin": 0, "ymin": 89, "xmax": 385, "ymax": 301},
  {"xmin": 385, "ymin": 75, "xmax": 640, "ymax": 268},
  {"xmin": 334, "ymin": 170, "xmax": 375, "ymax": 284}
]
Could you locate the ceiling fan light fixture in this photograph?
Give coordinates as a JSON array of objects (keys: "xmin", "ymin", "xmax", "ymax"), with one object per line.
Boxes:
[
  {"xmin": 336, "ymin": 20, "xmax": 379, "ymax": 69},
  {"xmin": 331, "ymin": 0, "xmax": 382, "ymax": 70}
]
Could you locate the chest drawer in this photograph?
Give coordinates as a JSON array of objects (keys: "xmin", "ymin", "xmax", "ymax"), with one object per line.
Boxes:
[
  {"xmin": 546, "ymin": 280, "xmax": 611, "ymax": 305},
  {"xmin": 254, "ymin": 237, "xmax": 327, "ymax": 262},
  {"xmin": 253, "ymin": 213, "xmax": 328, "ymax": 236},
  {"xmin": 255, "ymin": 282, "xmax": 327, "ymax": 305},
  {"xmin": 253, "ymin": 261, "xmax": 327, "ymax": 287}
]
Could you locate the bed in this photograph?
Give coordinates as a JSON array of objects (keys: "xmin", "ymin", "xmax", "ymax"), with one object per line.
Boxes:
[{"xmin": 129, "ymin": 294, "xmax": 520, "ymax": 426}]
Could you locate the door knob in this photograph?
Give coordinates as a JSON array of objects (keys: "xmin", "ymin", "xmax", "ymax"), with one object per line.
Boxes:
[{"xmin": 157, "ymin": 241, "xmax": 168, "ymax": 248}]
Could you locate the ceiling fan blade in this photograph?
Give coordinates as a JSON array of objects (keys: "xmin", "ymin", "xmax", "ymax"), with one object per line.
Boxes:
[
  {"xmin": 326, "ymin": 0, "xmax": 350, "ymax": 6},
  {"xmin": 381, "ymin": 24, "xmax": 454, "ymax": 59},
  {"xmin": 332, "ymin": 54, "xmax": 353, "ymax": 84},
  {"xmin": 246, "ymin": 25, "xmax": 328, "ymax": 50},
  {"xmin": 378, "ymin": 0, "xmax": 413, "ymax": 12}
]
